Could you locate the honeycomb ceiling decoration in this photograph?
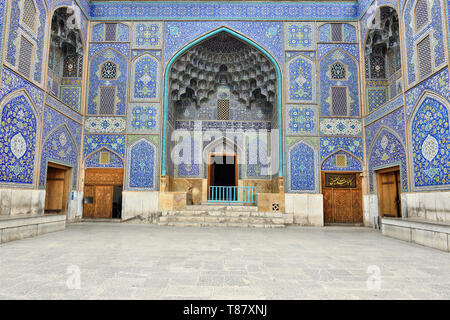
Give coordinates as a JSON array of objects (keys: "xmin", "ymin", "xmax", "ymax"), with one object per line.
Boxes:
[{"xmin": 169, "ymin": 32, "xmax": 277, "ymax": 109}]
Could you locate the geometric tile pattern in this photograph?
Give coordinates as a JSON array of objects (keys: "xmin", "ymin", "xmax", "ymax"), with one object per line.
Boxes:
[
  {"xmin": 410, "ymin": 95, "xmax": 450, "ymax": 189},
  {"xmin": 0, "ymin": 94, "xmax": 38, "ymax": 185},
  {"xmin": 367, "ymin": 88, "xmax": 387, "ymax": 113},
  {"xmin": 284, "ymin": 22, "xmax": 315, "ymax": 50},
  {"xmin": 403, "ymin": 0, "xmax": 446, "ymax": 86},
  {"xmin": 5, "ymin": 0, "xmax": 47, "ymax": 84},
  {"xmin": 132, "ymin": 22, "xmax": 163, "ymax": 49},
  {"xmin": 90, "ymin": 2, "xmax": 359, "ymax": 20},
  {"xmin": 59, "ymin": 86, "xmax": 81, "ymax": 111},
  {"xmin": 128, "ymin": 103, "xmax": 160, "ymax": 134},
  {"xmin": 286, "ymin": 105, "xmax": 317, "ymax": 135}
]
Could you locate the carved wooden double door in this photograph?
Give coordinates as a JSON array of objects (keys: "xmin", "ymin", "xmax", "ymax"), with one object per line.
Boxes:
[
  {"xmin": 83, "ymin": 168, "xmax": 123, "ymax": 219},
  {"xmin": 322, "ymin": 172, "xmax": 363, "ymax": 224}
]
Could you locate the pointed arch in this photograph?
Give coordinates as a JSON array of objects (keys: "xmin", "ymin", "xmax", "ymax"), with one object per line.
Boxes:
[
  {"xmin": 287, "ymin": 140, "xmax": 318, "ymax": 193},
  {"xmin": 39, "ymin": 123, "xmax": 79, "ymax": 188},
  {"xmin": 126, "ymin": 138, "xmax": 158, "ymax": 190},
  {"xmin": 0, "ymin": 90, "xmax": 40, "ymax": 186},
  {"xmin": 131, "ymin": 53, "xmax": 161, "ymax": 102},
  {"xmin": 320, "ymin": 149, "xmax": 363, "ymax": 171},
  {"xmin": 408, "ymin": 91, "xmax": 450, "ymax": 190},
  {"xmin": 368, "ymin": 126, "xmax": 408, "ymax": 193},
  {"xmin": 84, "ymin": 146, "xmax": 124, "ymax": 168},
  {"xmin": 286, "ymin": 53, "xmax": 316, "ymax": 103},
  {"xmin": 161, "ymin": 26, "xmax": 283, "ymax": 177}
]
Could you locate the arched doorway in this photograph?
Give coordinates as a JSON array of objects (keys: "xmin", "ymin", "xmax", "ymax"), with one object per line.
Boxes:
[{"xmin": 161, "ymin": 28, "xmax": 283, "ymax": 202}]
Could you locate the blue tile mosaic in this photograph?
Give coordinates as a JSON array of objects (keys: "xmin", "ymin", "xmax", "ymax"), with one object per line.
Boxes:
[
  {"xmin": 131, "ymin": 54, "xmax": 160, "ymax": 101},
  {"xmin": 83, "ymin": 134, "xmax": 125, "ymax": 159},
  {"xmin": 288, "ymin": 140, "xmax": 318, "ymax": 193},
  {"xmin": 164, "ymin": 22, "xmax": 283, "ymax": 66},
  {"xmin": 286, "ymin": 105, "xmax": 317, "ymax": 135},
  {"xmin": 127, "ymin": 139, "xmax": 157, "ymax": 190},
  {"xmin": 85, "ymin": 148, "xmax": 124, "ymax": 168},
  {"xmin": 287, "ymin": 54, "xmax": 315, "ymax": 103},
  {"xmin": 39, "ymin": 125, "xmax": 79, "ymax": 189},
  {"xmin": 0, "ymin": 93, "xmax": 38, "ymax": 185},
  {"xmin": 87, "ymin": 48, "xmax": 128, "ymax": 115},
  {"xmin": 410, "ymin": 95, "xmax": 450, "ymax": 189},
  {"xmin": 90, "ymin": 2, "xmax": 359, "ymax": 21},
  {"xmin": 321, "ymin": 150, "xmax": 363, "ymax": 171},
  {"xmin": 368, "ymin": 128, "xmax": 408, "ymax": 192},
  {"xmin": 319, "ymin": 48, "xmax": 360, "ymax": 117},
  {"xmin": 320, "ymin": 137, "xmax": 364, "ymax": 161}
]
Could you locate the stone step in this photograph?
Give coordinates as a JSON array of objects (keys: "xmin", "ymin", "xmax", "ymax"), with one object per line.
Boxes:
[
  {"xmin": 157, "ymin": 221, "xmax": 286, "ymax": 228},
  {"xmin": 186, "ymin": 204, "xmax": 258, "ymax": 212},
  {"xmin": 159, "ymin": 215, "xmax": 287, "ymax": 224},
  {"xmin": 162, "ymin": 210, "xmax": 288, "ymax": 218}
]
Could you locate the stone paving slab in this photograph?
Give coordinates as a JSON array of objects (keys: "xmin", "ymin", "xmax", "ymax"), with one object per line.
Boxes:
[{"xmin": 0, "ymin": 223, "xmax": 449, "ymax": 299}]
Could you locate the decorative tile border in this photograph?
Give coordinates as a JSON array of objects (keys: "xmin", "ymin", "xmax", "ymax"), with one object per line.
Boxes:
[{"xmin": 90, "ymin": 2, "xmax": 359, "ymax": 21}]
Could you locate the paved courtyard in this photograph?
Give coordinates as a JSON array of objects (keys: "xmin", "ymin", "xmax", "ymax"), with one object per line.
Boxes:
[{"xmin": 0, "ymin": 223, "xmax": 449, "ymax": 299}]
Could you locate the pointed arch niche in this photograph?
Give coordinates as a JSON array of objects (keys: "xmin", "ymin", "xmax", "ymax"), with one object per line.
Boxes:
[{"xmin": 162, "ymin": 27, "xmax": 283, "ymax": 190}]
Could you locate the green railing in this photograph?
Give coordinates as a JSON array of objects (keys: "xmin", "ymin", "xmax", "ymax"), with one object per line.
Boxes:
[{"xmin": 208, "ymin": 186, "xmax": 257, "ymax": 205}]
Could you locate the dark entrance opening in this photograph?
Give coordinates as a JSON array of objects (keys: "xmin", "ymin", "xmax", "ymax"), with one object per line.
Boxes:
[
  {"xmin": 211, "ymin": 155, "xmax": 236, "ymax": 186},
  {"xmin": 112, "ymin": 185, "xmax": 122, "ymax": 219}
]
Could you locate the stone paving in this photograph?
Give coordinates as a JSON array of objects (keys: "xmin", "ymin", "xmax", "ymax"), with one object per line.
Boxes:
[{"xmin": 0, "ymin": 223, "xmax": 449, "ymax": 299}]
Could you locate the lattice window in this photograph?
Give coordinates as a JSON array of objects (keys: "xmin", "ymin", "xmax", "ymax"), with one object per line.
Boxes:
[
  {"xmin": 217, "ymin": 99, "xmax": 229, "ymax": 120},
  {"xmin": 99, "ymin": 151, "xmax": 110, "ymax": 165},
  {"xmin": 77, "ymin": 55, "xmax": 83, "ymax": 77},
  {"xmin": 18, "ymin": 36, "xmax": 33, "ymax": 78},
  {"xmin": 370, "ymin": 54, "xmax": 386, "ymax": 79},
  {"xmin": 22, "ymin": 0, "xmax": 37, "ymax": 32},
  {"xmin": 99, "ymin": 87, "xmax": 116, "ymax": 114},
  {"xmin": 415, "ymin": 0, "xmax": 429, "ymax": 32},
  {"xmin": 336, "ymin": 154, "xmax": 347, "ymax": 168},
  {"xmin": 330, "ymin": 62, "xmax": 346, "ymax": 80},
  {"xmin": 105, "ymin": 23, "xmax": 117, "ymax": 41},
  {"xmin": 101, "ymin": 61, "xmax": 117, "ymax": 80},
  {"xmin": 331, "ymin": 24, "xmax": 342, "ymax": 42},
  {"xmin": 417, "ymin": 36, "xmax": 432, "ymax": 80},
  {"xmin": 331, "ymin": 87, "xmax": 348, "ymax": 116}
]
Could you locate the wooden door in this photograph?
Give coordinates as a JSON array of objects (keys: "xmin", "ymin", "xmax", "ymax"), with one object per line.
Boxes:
[
  {"xmin": 377, "ymin": 168, "xmax": 401, "ymax": 217},
  {"xmin": 45, "ymin": 168, "xmax": 65, "ymax": 211},
  {"xmin": 94, "ymin": 186, "xmax": 114, "ymax": 218},
  {"xmin": 83, "ymin": 169, "xmax": 123, "ymax": 219},
  {"xmin": 322, "ymin": 172, "xmax": 363, "ymax": 224},
  {"xmin": 83, "ymin": 185, "xmax": 95, "ymax": 218}
]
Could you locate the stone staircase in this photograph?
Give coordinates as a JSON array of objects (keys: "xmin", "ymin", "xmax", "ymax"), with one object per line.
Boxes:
[{"xmin": 158, "ymin": 204, "xmax": 293, "ymax": 228}]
